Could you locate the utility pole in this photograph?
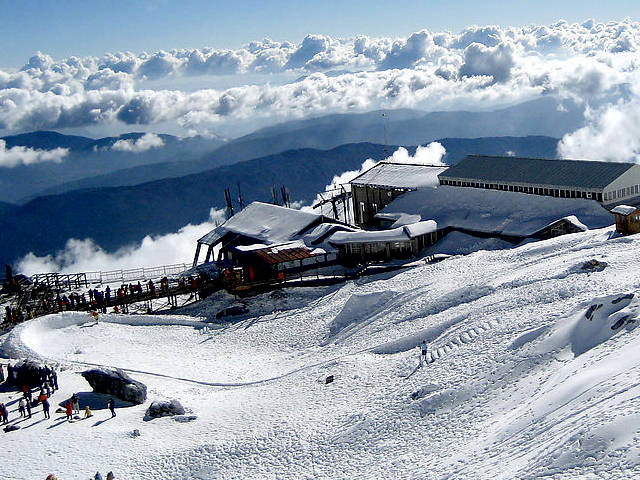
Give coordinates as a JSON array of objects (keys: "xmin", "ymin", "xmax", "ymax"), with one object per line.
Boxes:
[
  {"xmin": 381, "ymin": 112, "xmax": 389, "ymax": 157},
  {"xmin": 237, "ymin": 182, "xmax": 244, "ymax": 211},
  {"xmin": 224, "ymin": 187, "xmax": 234, "ymax": 218}
]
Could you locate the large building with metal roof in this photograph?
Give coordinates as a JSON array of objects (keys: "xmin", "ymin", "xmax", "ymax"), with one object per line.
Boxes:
[{"xmin": 438, "ymin": 155, "xmax": 640, "ymax": 206}]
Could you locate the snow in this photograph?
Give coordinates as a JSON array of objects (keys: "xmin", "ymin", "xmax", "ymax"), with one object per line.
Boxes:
[
  {"xmin": 328, "ymin": 226, "xmax": 410, "ymax": 244},
  {"xmin": 611, "ymin": 205, "xmax": 638, "ymax": 216},
  {"xmin": 6, "ymin": 225, "xmax": 640, "ymax": 479},
  {"xmin": 328, "ymin": 221, "xmax": 437, "ymax": 245},
  {"xmin": 423, "ymin": 230, "xmax": 515, "ymax": 256},
  {"xmin": 374, "ymin": 212, "xmax": 421, "ymax": 227},
  {"xmin": 403, "ymin": 220, "xmax": 438, "ymax": 238},
  {"xmin": 382, "ymin": 185, "xmax": 613, "ymax": 237},
  {"xmin": 198, "ymin": 202, "xmax": 323, "ymax": 246},
  {"xmin": 351, "ymin": 163, "xmax": 447, "ymax": 188}
]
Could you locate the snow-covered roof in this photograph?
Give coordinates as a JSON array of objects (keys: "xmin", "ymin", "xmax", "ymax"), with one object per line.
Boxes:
[
  {"xmin": 198, "ymin": 202, "xmax": 323, "ymax": 246},
  {"xmin": 302, "ymin": 222, "xmax": 360, "ymax": 245},
  {"xmin": 329, "ymin": 227, "xmax": 410, "ymax": 244},
  {"xmin": 403, "ymin": 220, "xmax": 438, "ymax": 238},
  {"xmin": 382, "ymin": 186, "xmax": 613, "ymax": 237},
  {"xmin": 611, "ymin": 205, "xmax": 638, "ymax": 216},
  {"xmin": 350, "ymin": 162, "xmax": 448, "ymax": 189},
  {"xmin": 439, "ymin": 155, "xmax": 636, "ymax": 190},
  {"xmin": 328, "ymin": 220, "xmax": 437, "ymax": 245},
  {"xmin": 375, "ymin": 212, "xmax": 421, "ymax": 227},
  {"xmin": 536, "ymin": 215, "xmax": 588, "ymax": 233}
]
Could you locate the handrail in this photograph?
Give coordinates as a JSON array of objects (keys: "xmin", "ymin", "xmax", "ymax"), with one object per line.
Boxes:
[{"xmin": 31, "ymin": 263, "xmax": 191, "ymax": 288}]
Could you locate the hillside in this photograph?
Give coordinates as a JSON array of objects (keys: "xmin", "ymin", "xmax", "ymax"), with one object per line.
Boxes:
[
  {"xmin": 210, "ymin": 97, "xmax": 581, "ymax": 164},
  {"xmin": 0, "ymin": 132, "xmax": 225, "ymax": 204},
  {"xmin": 2, "ymin": 97, "xmax": 573, "ymax": 203},
  {"xmin": 1, "ymin": 131, "xmax": 95, "ymax": 151},
  {"xmin": 33, "ymin": 136, "xmax": 560, "ymax": 197},
  {"xmin": 3, "ymin": 225, "xmax": 640, "ymax": 479}
]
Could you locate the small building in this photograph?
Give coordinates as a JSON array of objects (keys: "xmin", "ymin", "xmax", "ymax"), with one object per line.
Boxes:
[
  {"xmin": 438, "ymin": 155, "xmax": 640, "ymax": 206},
  {"xmin": 611, "ymin": 205, "xmax": 640, "ymax": 234},
  {"xmin": 228, "ymin": 241, "xmax": 338, "ymax": 284},
  {"xmin": 329, "ymin": 220, "xmax": 438, "ymax": 265},
  {"xmin": 350, "ymin": 162, "xmax": 447, "ymax": 228},
  {"xmin": 193, "ymin": 202, "xmax": 347, "ymax": 267}
]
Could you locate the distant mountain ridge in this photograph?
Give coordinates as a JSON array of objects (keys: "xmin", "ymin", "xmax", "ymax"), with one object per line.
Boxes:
[
  {"xmin": 1, "ymin": 97, "xmax": 581, "ymax": 204},
  {"xmin": 0, "ymin": 131, "xmax": 226, "ymax": 204},
  {"xmin": 0, "ymin": 137, "xmax": 560, "ymax": 268},
  {"xmin": 31, "ymin": 135, "xmax": 560, "ymax": 198}
]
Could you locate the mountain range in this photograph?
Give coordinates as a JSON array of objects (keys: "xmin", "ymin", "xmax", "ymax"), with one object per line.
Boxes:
[{"xmin": 2, "ymin": 96, "xmax": 580, "ymax": 203}]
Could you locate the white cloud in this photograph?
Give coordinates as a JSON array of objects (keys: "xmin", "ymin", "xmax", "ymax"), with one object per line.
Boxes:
[
  {"xmin": 387, "ymin": 142, "xmax": 446, "ymax": 165},
  {"xmin": 459, "ymin": 42, "xmax": 514, "ymax": 83},
  {"xmin": 16, "ymin": 208, "xmax": 226, "ymax": 275},
  {"xmin": 557, "ymin": 98, "xmax": 640, "ymax": 162},
  {"xmin": 2, "ymin": 20, "xmax": 640, "ymax": 135},
  {"xmin": 0, "ymin": 139, "xmax": 68, "ymax": 168},
  {"xmin": 111, "ymin": 132, "xmax": 164, "ymax": 152}
]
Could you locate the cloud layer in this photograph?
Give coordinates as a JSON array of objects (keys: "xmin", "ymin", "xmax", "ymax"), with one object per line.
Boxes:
[
  {"xmin": 0, "ymin": 139, "xmax": 68, "ymax": 168},
  {"xmin": 16, "ymin": 208, "xmax": 226, "ymax": 275},
  {"xmin": 1, "ymin": 19, "xmax": 639, "ymax": 139}
]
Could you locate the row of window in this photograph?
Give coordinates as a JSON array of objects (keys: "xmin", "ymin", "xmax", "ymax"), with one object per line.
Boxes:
[
  {"xmin": 440, "ymin": 179, "xmax": 603, "ymax": 201},
  {"xmin": 604, "ymin": 185, "xmax": 640, "ymax": 202}
]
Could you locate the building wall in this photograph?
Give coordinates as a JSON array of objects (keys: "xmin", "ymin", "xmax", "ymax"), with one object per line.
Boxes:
[
  {"xmin": 438, "ymin": 177, "xmax": 603, "ymax": 202},
  {"xmin": 335, "ymin": 231, "xmax": 438, "ymax": 265},
  {"xmin": 351, "ymin": 185, "xmax": 413, "ymax": 228},
  {"xmin": 602, "ymin": 165, "xmax": 640, "ymax": 205}
]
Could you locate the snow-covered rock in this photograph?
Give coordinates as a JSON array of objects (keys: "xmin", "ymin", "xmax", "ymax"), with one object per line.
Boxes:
[
  {"xmin": 81, "ymin": 367, "xmax": 147, "ymax": 404},
  {"xmin": 144, "ymin": 399, "xmax": 185, "ymax": 420},
  {"xmin": 12, "ymin": 358, "xmax": 46, "ymax": 387}
]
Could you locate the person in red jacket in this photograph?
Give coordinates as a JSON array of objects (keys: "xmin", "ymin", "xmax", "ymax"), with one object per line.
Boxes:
[{"xmin": 65, "ymin": 399, "xmax": 73, "ymax": 421}]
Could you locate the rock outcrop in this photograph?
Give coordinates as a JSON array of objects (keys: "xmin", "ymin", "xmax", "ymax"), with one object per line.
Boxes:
[
  {"xmin": 81, "ymin": 368, "xmax": 146, "ymax": 405},
  {"xmin": 144, "ymin": 399, "xmax": 185, "ymax": 420}
]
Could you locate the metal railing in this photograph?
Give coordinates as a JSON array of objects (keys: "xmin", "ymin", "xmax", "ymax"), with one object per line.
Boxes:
[{"xmin": 32, "ymin": 263, "xmax": 191, "ymax": 289}]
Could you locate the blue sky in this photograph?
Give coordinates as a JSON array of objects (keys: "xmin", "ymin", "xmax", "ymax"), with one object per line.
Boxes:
[{"xmin": 2, "ymin": 0, "xmax": 639, "ymax": 66}]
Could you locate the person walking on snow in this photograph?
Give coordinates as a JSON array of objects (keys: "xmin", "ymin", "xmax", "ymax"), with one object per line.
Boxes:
[
  {"xmin": 107, "ymin": 397, "xmax": 116, "ymax": 417},
  {"xmin": 72, "ymin": 393, "xmax": 80, "ymax": 414},
  {"xmin": 0, "ymin": 402, "xmax": 8, "ymax": 424},
  {"xmin": 65, "ymin": 400, "xmax": 73, "ymax": 421},
  {"xmin": 42, "ymin": 397, "xmax": 50, "ymax": 419},
  {"xmin": 18, "ymin": 398, "xmax": 26, "ymax": 417},
  {"xmin": 420, "ymin": 340, "xmax": 428, "ymax": 365}
]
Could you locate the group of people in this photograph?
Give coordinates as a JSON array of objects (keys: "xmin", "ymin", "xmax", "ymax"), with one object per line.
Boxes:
[
  {"xmin": 45, "ymin": 471, "xmax": 115, "ymax": 480},
  {"xmin": 1, "ymin": 362, "xmax": 118, "ymax": 423},
  {"xmin": 4, "ymin": 270, "xmax": 214, "ymax": 328},
  {"xmin": 3, "ymin": 305, "xmax": 30, "ymax": 324}
]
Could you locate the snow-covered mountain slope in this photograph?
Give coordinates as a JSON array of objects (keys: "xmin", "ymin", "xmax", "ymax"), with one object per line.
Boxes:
[{"xmin": 3, "ymin": 226, "xmax": 640, "ymax": 479}]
